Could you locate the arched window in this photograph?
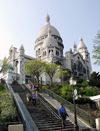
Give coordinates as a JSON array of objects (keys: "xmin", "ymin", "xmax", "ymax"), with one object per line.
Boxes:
[
  {"xmin": 77, "ymin": 62, "xmax": 82, "ymax": 72},
  {"xmin": 74, "ymin": 63, "xmax": 76, "ymax": 70},
  {"xmin": 43, "ymin": 51, "xmax": 46, "ymax": 57},
  {"xmin": 38, "ymin": 48, "xmax": 40, "ymax": 55},
  {"xmin": 45, "ymin": 51, "xmax": 46, "ymax": 56},
  {"xmin": 56, "ymin": 50, "xmax": 59, "ymax": 56},
  {"xmin": 83, "ymin": 67, "xmax": 86, "ymax": 74}
]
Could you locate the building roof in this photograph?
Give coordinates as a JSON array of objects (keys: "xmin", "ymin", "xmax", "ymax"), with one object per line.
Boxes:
[{"xmin": 36, "ymin": 14, "xmax": 60, "ymax": 39}]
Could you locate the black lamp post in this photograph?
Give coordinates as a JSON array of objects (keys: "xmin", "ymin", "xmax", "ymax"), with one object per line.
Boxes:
[{"xmin": 69, "ymin": 76, "xmax": 79, "ymax": 131}]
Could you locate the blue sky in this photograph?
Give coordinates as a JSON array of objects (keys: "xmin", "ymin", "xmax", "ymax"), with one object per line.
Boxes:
[{"xmin": 0, "ymin": 0, "xmax": 100, "ymax": 72}]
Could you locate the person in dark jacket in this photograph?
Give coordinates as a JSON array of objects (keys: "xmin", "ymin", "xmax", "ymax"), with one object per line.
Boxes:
[{"xmin": 58, "ymin": 103, "xmax": 68, "ymax": 128}]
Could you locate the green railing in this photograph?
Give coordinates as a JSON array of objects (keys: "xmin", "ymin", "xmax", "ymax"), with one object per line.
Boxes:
[{"xmin": 40, "ymin": 88, "xmax": 95, "ymax": 128}]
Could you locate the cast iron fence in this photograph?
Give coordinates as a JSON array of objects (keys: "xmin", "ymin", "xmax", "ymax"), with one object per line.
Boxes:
[{"xmin": 40, "ymin": 88, "xmax": 96, "ymax": 128}]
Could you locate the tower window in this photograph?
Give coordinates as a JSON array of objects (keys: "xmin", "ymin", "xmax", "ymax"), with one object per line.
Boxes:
[
  {"xmin": 43, "ymin": 51, "xmax": 46, "ymax": 57},
  {"xmin": 56, "ymin": 50, "xmax": 59, "ymax": 56},
  {"xmin": 74, "ymin": 63, "xmax": 76, "ymax": 70},
  {"xmin": 86, "ymin": 54, "xmax": 88, "ymax": 58}
]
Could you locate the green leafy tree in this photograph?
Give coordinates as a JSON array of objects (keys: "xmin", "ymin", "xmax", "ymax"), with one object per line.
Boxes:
[
  {"xmin": 89, "ymin": 72, "xmax": 100, "ymax": 87},
  {"xmin": 0, "ymin": 60, "xmax": 14, "ymax": 73},
  {"xmin": 55, "ymin": 66, "xmax": 69, "ymax": 85},
  {"xmin": 25, "ymin": 60, "xmax": 45, "ymax": 86},
  {"xmin": 92, "ymin": 30, "xmax": 100, "ymax": 65},
  {"xmin": 44, "ymin": 63, "xmax": 58, "ymax": 85},
  {"xmin": 1, "ymin": 60, "xmax": 9, "ymax": 73}
]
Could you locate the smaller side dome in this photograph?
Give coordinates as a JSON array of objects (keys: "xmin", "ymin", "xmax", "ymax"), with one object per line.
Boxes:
[
  {"xmin": 78, "ymin": 37, "xmax": 87, "ymax": 50},
  {"xmin": 42, "ymin": 28, "xmax": 58, "ymax": 48},
  {"xmin": 20, "ymin": 44, "xmax": 24, "ymax": 50}
]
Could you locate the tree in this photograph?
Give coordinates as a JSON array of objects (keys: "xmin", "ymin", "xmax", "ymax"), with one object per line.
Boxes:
[
  {"xmin": 55, "ymin": 66, "xmax": 69, "ymax": 85},
  {"xmin": 92, "ymin": 30, "xmax": 100, "ymax": 65},
  {"xmin": 0, "ymin": 60, "xmax": 3, "ymax": 72},
  {"xmin": 25, "ymin": 60, "xmax": 45, "ymax": 86},
  {"xmin": 44, "ymin": 63, "xmax": 58, "ymax": 85},
  {"xmin": 0, "ymin": 60, "xmax": 9, "ymax": 73},
  {"xmin": 89, "ymin": 72, "xmax": 100, "ymax": 87},
  {"xmin": 0, "ymin": 60, "xmax": 14, "ymax": 73}
]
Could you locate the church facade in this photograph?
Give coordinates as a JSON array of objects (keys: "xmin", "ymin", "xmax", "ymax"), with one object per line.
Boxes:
[{"xmin": 1, "ymin": 14, "xmax": 92, "ymax": 84}]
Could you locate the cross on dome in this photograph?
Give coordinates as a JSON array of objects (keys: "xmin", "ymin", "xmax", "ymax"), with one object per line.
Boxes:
[
  {"xmin": 80, "ymin": 37, "xmax": 83, "ymax": 41},
  {"xmin": 46, "ymin": 13, "xmax": 50, "ymax": 25}
]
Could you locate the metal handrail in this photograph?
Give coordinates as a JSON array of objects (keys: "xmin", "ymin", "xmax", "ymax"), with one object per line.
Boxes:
[
  {"xmin": 26, "ymin": 84, "xmax": 60, "ymax": 120},
  {"xmin": 41, "ymin": 88, "xmax": 95, "ymax": 128},
  {"xmin": 38, "ymin": 95, "xmax": 61, "ymax": 120}
]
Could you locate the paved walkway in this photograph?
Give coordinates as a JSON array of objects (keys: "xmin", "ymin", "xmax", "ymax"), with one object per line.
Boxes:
[{"xmin": 40, "ymin": 93, "xmax": 95, "ymax": 131}]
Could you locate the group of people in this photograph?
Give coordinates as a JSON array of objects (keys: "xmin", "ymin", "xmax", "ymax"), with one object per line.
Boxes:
[
  {"xmin": 26, "ymin": 84, "xmax": 39, "ymax": 106},
  {"xmin": 30, "ymin": 84, "xmax": 39, "ymax": 95},
  {"xmin": 26, "ymin": 84, "xmax": 69, "ymax": 128}
]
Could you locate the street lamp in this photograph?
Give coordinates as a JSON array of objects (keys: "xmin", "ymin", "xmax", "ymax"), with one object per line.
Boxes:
[{"xmin": 69, "ymin": 76, "xmax": 79, "ymax": 131}]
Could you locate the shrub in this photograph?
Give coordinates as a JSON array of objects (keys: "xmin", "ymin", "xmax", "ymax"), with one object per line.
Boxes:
[
  {"xmin": 80, "ymin": 87, "xmax": 99, "ymax": 96},
  {"xmin": 65, "ymin": 94, "xmax": 73, "ymax": 103},
  {"xmin": 82, "ymin": 80, "xmax": 89, "ymax": 87},
  {"xmin": 76, "ymin": 97, "xmax": 92, "ymax": 104},
  {"xmin": 60, "ymin": 84, "xmax": 72, "ymax": 97},
  {"xmin": 0, "ymin": 93, "xmax": 17, "ymax": 122},
  {"xmin": 91, "ymin": 87, "xmax": 99, "ymax": 95},
  {"xmin": 0, "ymin": 84, "xmax": 5, "ymax": 92},
  {"xmin": 89, "ymin": 72, "xmax": 100, "ymax": 87}
]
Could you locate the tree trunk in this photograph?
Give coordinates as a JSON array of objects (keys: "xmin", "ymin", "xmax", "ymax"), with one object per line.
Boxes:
[
  {"xmin": 61, "ymin": 79, "xmax": 63, "ymax": 85},
  {"xmin": 50, "ymin": 77, "xmax": 52, "ymax": 86},
  {"xmin": 37, "ymin": 76, "xmax": 39, "ymax": 87}
]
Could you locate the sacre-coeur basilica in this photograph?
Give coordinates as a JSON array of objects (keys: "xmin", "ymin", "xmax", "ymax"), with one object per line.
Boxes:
[{"xmin": 1, "ymin": 14, "xmax": 92, "ymax": 85}]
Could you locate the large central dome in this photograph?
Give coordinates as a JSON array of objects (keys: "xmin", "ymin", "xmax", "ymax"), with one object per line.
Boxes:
[{"xmin": 36, "ymin": 14, "xmax": 60, "ymax": 39}]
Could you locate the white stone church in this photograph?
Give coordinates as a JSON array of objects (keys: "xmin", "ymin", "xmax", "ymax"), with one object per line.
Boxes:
[{"xmin": 1, "ymin": 14, "xmax": 92, "ymax": 85}]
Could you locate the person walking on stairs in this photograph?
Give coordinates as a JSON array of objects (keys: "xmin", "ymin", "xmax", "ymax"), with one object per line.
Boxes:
[
  {"xmin": 26, "ymin": 92, "xmax": 31, "ymax": 106},
  {"xmin": 31, "ymin": 92, "xmax": 36, "ymax": 106},
  {"xmin": 58, "ymin": 103, "xmax": 68, "ymax": 128}
]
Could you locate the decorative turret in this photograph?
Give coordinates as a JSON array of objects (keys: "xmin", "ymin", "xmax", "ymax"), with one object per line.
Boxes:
[
  {"xmin": 78, "ymin": 37, "xmax": 87, "ymax": 50},
  {"xmin": 19, "ymin": 44, "xmax": 24, "ymax": 56},
  {"xmin": 74, "ymin": 42, "xmax": 77, "ymax": 52},
  {"xmin": 20, "ymin": 44, "xmax": 24, "ymax": 50}
]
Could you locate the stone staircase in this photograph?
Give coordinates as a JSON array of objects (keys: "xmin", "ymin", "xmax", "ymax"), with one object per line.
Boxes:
[
  {"xmin": 11, "ymin": 83, "xmax": 75, "ymax": 131},
  {"xmin": 11, "ymin": 83, "xmax": 93, "ymax": 131}
]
